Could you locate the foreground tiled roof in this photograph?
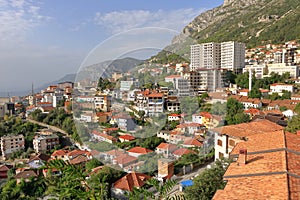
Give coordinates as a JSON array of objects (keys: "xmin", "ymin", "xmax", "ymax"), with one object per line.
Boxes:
[
  {"xmin": 113, "ymin": 172, "xmax": 151, "ymax": 191},
  {"xmin": 212, "ymin": 119, "xmax": 284, "ymax": 139},
  {"xmin": 213, "ymin": 131, "xmax": 300, "ymax": 200}
]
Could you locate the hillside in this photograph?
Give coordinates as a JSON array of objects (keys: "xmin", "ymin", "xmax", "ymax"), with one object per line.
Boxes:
[{"xmin": 151, "ymin": 0, "xmax": 300, "ymax": 63}]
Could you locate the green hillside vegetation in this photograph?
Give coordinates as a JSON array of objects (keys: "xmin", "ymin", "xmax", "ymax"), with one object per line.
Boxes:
[
  {"xmin": 195, "ymin": 0, "xmax": 300, "ymax": 47},
  {"xmin": 151, "ymin": 0, "xmax": 300, "ymax": 62}
]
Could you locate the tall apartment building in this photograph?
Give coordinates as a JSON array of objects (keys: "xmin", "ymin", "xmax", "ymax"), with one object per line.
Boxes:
[
  {"xmin": 1, "ymin": 134, "xmax": 25, "ymax": 159},
  {"xmin": 190, "ymin": 41, "xmax": 245, "ymax": 92},
  {"xmin": 190, "ymin": 42, "xmax": 221, "ymax": 71},
  {"xmin": 221, "ymin": 41, "xmax": 245, "ymax": 73}
]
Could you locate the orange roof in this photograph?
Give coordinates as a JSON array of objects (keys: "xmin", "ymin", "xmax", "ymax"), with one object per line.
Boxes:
[
  {"xmin": 168, "ymin": 113, "xmax": 181, "ymax": 117},
  {"xmin": 69, "ymin": 154, "xmax": 89, "ymax": 165},
  {"xmin": 213, "ymin": 131, "xmax": 300, "ymax": 200},
  {"xmin": 104, "ymin": 149, "xmax": 126, "ymax": 157},
  {"xmin": 212, "ymin": 119, "xmax": 284, "ymax": 139},
  {"xmin": 165, "ymin": 75, "xmax": 181, "ymax": 79},
  {"xmin": 119, "ymin": 135, "xmax": 135, "ymax": 141},
  {"xmin": 113, "ymin": 172, "xmax": 151, "ymax": 191},
  {"xmin": 244, "ymin": 108, "xmax": 260, "ymax": 114},
  {"xmin": 51, "ymin": 150, "xmax": 69, "ymax": 157},
  {"xmin": 183, "ymin": 138, "xmax": 202, "ymax": 147},
  {"xmin": 172, "ymin": 148, "xmax": 195, "ymax": 156},
  {"xmin": 127, "ymin": 146, "xmax": 153, "ymax": 154},
  {"xmin": 156, "ymin": 142, "xmax": 177, "ymax": 150},
  {"xmin": 200, "ymin": 112, "xmax": 212, "ymax": 119},
  {"xmin": 68, "ymin": 150, "xmax": 91, "ymax": 157},
  {"xmin": 148, "ymin": 93, "xmax": 164, "ymax": 98},
  {"xmin": 114, "ymin": 154, "xmax": 138, "ymax": 165}
]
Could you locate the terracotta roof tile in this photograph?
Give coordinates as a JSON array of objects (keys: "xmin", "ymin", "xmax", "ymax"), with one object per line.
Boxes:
[
  {"xmin": 127, "ymin": 147, "xmax": 153, "ymax": 154},
  {"xmin": 119, "ymin": 135, "xmax": 135, "ymax": 141},
  {"xmin": 212, "ymin": 119, "xmax": 284, "ymax": 139},
  {"xmin": 113, "ymin": 172, "xmax": 151, "ymax": 191}
]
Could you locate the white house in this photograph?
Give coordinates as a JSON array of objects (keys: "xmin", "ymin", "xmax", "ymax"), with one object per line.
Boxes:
[{"xmin": 270, "ymin": 83, "xmax": 294, "ymax": 94}]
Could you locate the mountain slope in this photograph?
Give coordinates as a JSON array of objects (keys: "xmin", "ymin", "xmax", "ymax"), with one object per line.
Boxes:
[
  {"xmin": 151, "ymin": 0, "xmax": 300, "ymax": 63},
  {"xmin": 185, "ymin": 0, "xmax": 300, "ymax": 47}
]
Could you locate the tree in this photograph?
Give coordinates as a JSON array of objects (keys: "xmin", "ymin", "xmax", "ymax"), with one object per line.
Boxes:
[
  {"xmin": 294, "ymin": 103, "xmax": 300, "ymax": 115},
  {"xmin": 225, "ymin": 98, "xmax": 250, "ymax": 125},
  {"xmin": 146, "ymin": 178, "xmax": 177, "ymax": 200},
  {"xmin": 184, "ymin": 159, "xmax": 230, "ymax": 200},
  {"xmin": 286, "ymin": 115, "xmax": 300, "ymax": 133},
  {"xmin": 248, "ymin": 86, "xmax": 262, "ymax": 98}
]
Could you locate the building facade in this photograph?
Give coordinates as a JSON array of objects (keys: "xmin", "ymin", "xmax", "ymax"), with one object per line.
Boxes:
[{"xmin": 1, "ymin": 134, "xmax": 25, "ymax": 159}]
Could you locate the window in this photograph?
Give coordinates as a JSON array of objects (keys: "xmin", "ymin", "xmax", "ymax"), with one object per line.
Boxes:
[
  {"xmin": 229, "ymin": 139, "xmax": 235, "ymax": 146},
  {"xmin": 217, "ymin": 139, "xmax": 223, "ymax": 147}
]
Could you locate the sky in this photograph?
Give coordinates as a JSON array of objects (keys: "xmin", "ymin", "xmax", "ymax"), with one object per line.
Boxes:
[{"xmin": 0, "ymin": 0, "xmax": 224, "ymax": 95}]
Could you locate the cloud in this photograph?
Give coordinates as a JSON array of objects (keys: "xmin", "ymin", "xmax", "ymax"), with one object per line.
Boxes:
[
  {"xmin": 93, "ymin": 8, "xmax": 206, "ymax": 34},
  {"xmin": 0, "ymin": 0, "xmax": 50, "ymax": 43}
]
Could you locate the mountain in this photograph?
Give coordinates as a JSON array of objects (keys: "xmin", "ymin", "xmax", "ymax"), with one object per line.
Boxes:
[
  {"xmin": 151, "ymin": 0, "xmax": 300, "ymax": 62},
  {"xmin": 76, "ymin": 57, "xmax": 144, "ymax": 82}
]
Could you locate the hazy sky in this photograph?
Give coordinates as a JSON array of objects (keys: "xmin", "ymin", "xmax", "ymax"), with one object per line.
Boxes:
[{"xmin": 0, "ymin": 0, "xmax": 223, "ymax": 95}]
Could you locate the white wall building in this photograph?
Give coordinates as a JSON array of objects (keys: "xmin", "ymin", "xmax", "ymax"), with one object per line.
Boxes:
[
  {"xmin": 270, "ymin": 83, "xmax": 294, "ymax": 94},
  {"xmin": 221, "ymin": 41, "xmax": 245, "ymax": 73},
  {"xmin": 267, "ymin": 63, "xmax": 299, "ymax": 78},
  {"xmin": 243, "ymin": 64, "xmax": 266, "ymax": 79}
]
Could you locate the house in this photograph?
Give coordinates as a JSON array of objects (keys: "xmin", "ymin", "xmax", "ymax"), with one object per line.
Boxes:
[
  {"xmin": 147, "ymin": 93, "xmax": 164, "ymax": 116},
  {"xmin": 0, "ymin": 164, "xmax": 13, "ymax": 179},
  {"xmin": 155, "ymin": 143, "xmax": 178, "ymax": 158},
  {"xmin": 102, "ymin": 149, "xmax": 126, "ymax": 162},
  {"xmin": 192, "ymin": 112, "xmax": 213, "ymax": 128},
  {"xmin": 28, "ymin": 154, "xmax": 50, "ymax": 169},
  {"xmin": 118, "ymin": 135, "xmax": 135, "ymax": 143},
  {"xmin": 33, "ymin": 132, "xmax": 59, "ymax": 153},
  {"xmin": 176, "ymin": 123, "xmax": 206, "ymax": 135},
  {"xmin": 94, "ymin": 93, "xmax": 112, "ymax": 112},
  {"xmin": 168, "ymin": 113, "xmax": 181, "ymax": 121},
  {"xmin": 113, "ymin": 154, "xmax": 138, "ymax": 168},
  {"xmin": 212, "ymin": 119, "xmax": 284, "ymax": 161},
  {"xmin": 270, "ymin": 83, "xmax": 294, "ymax": 94},
  {"xmin": 1, "ymin": 134, "xmax": 25, "ymax": 159},
  {"xmin": 213, "ymin": 130, "xmax": 300, "ymax": 200},
  {"xmin": 182, "ymin": 137, "xmax": 203, "ymax": 148},
  {"xmin": 68, "ymin": 149, "xmax": 92, "ymax": 160},
  {"xmin": 172, "ymin": 148, "xmax": 195, "ymax": 159},
  {"xmin": 111, "ymin": 114, "xmax": 136, "ymax": 131},
  {"xmin": 127, "ymin": 146, "xmax": 153, "ymax": 157},
  {"xmin": 69, "ymin": 154, "xmax": 89, "ymax": 165},
  {"xmin": 15, "ymin": 170, "xmax": 38, "ymax": 184},
  {"xmin": 91, "ymin": 130, "xmax": 117, "ymax": 144},
  {"xmin": 51, "ymin": 150, "xmax": 69, "ymax": 161},
  {"xmin": 111, "ymin": 172, "xmax": 151, "ymax": 199}
]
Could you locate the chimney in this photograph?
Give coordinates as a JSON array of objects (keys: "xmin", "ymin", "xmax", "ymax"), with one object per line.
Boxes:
[
  {"xmin": 296, "ymin": 130, "xmax": 300, "ymax": 136},
  {"xmin": 239, "ymin": 149, "xmax": 247, "ymax": 165}
]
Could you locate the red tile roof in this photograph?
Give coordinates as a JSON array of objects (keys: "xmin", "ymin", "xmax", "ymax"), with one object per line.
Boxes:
[
  {"xmin": 212, "ymin": 119, "xmax": 284, "ymax": 139},
  {"xmin": 183, "ymin": 138, "xmax": 202, "ymax": 147},
  {"xmin": 127, "ymin": 147, "xmax": 153, "ymax": 154},
  {"xmin": 119, "ymin": 135, "xmax": 135, "ymax": 141},
  {"xmin": 68, "ymin": 150, "xmax": 91, "ymax": 157},
  {"xmin": 213, "ymin": 130, "xmax": 300, "ymax": 200},
  {"xmin": 113, "ymin": 172, "xmax": 151, "ymax": 191},
  {"xmin": 172, "ymin": 148, "xmax": 195, "ymax": 156},
  {"xmin": 114, "ymin": 154, "xmax": 138, "ymax": 165},
  {"xmin": 156, "ymin": 143, "xmax": 178, "ymax": 150},
  {"xmin": 51, "ymin": 150, "xmax": 69, "ymax": 157}
]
